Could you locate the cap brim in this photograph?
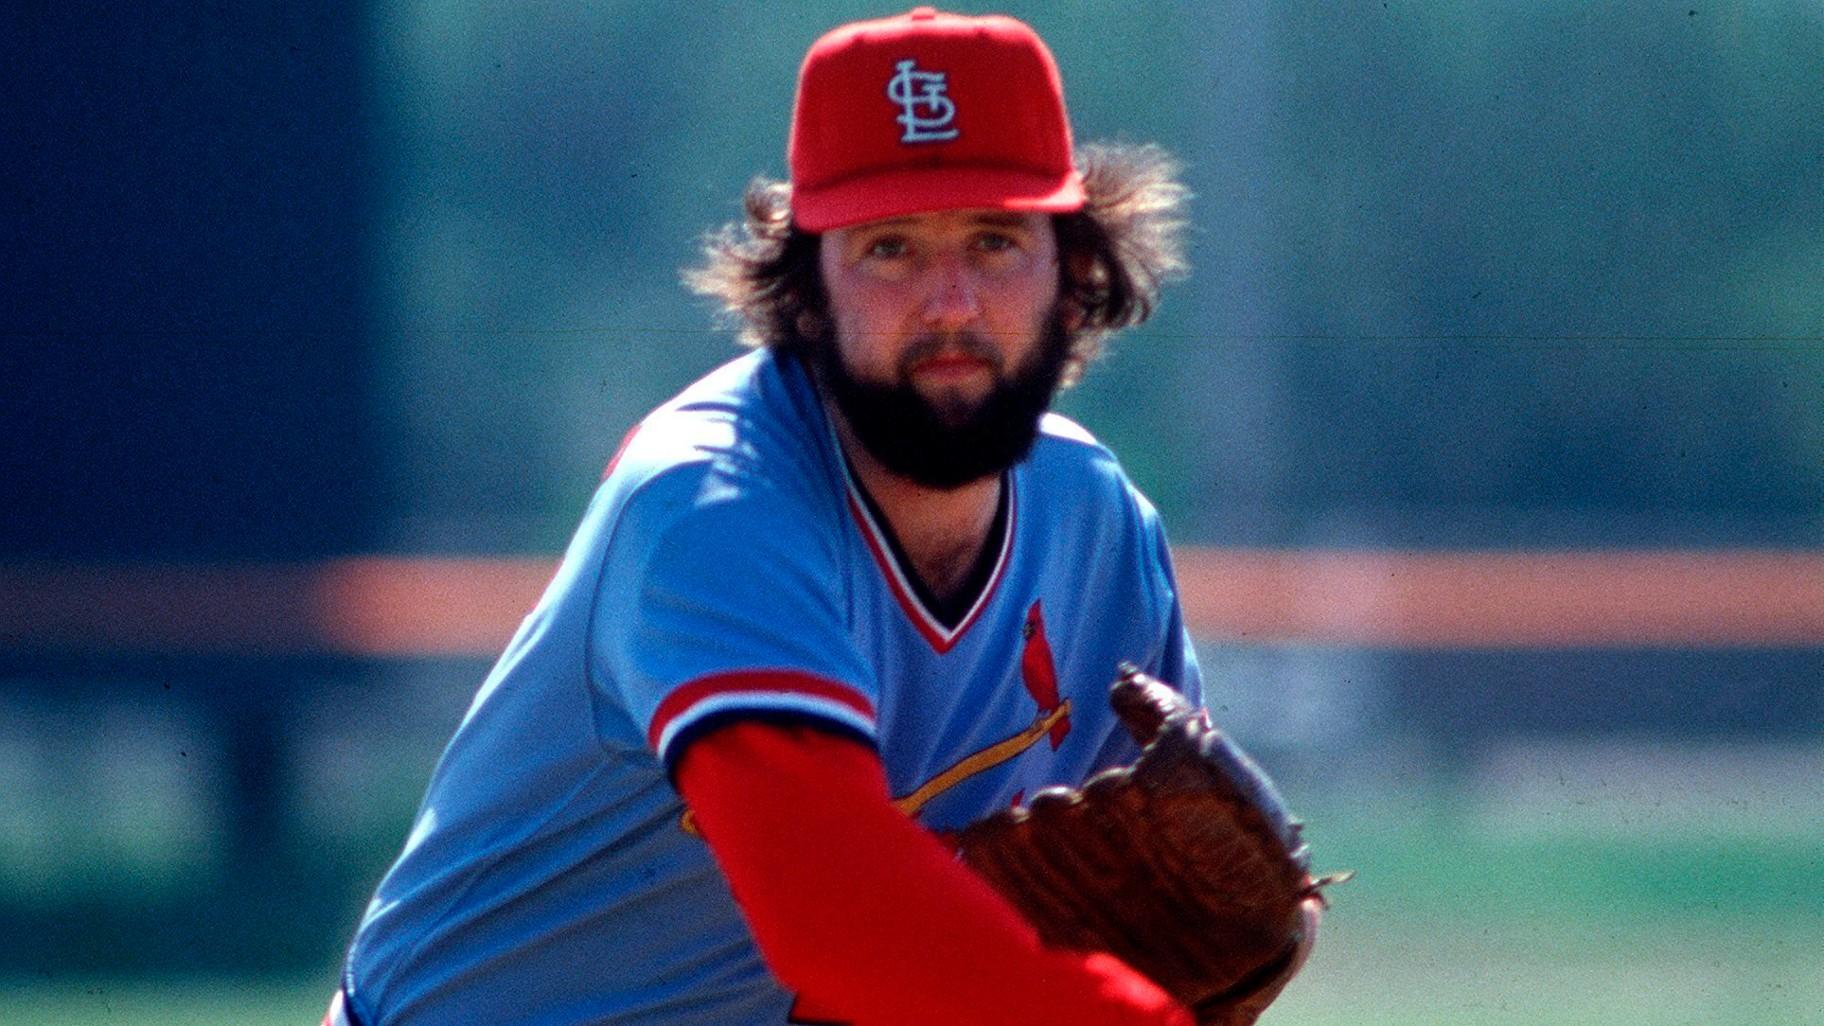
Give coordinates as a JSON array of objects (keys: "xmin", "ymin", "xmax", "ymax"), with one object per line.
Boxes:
[{"xmin": 792, "ymin": 166, "xmax": 1085, "ymax": 233}]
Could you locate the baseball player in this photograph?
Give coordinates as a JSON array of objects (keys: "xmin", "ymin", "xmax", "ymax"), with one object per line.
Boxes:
[{"xmin": 327, "ymin": 9, "xmax": 1313, "ymax": 1025}]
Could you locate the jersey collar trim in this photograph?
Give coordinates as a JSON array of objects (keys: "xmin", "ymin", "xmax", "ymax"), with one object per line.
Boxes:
[{"xmin": 837, "ymin": 455, "xmax": 1018, "ymax": 655}]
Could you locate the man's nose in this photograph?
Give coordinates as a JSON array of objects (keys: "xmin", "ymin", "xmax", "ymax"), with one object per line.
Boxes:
[{"xmin": 920, "ymin": 255, "xmax": 983, "ymax": 330}]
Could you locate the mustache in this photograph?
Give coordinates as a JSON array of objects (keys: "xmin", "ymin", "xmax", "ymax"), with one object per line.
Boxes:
[{"xmin": 896, "ymin": 333, "xmax": 1004, "ymax": 375}]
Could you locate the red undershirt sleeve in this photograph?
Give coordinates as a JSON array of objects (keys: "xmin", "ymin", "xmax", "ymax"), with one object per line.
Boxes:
[{"xmin": 674, "ymin": 719, "xmax": 1194, "ymax": 1026}]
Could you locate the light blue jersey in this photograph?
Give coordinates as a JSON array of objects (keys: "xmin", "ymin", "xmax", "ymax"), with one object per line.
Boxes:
[{"xmin": 342, "ymin": 349, "xmax": 1202, "ymax": 1026}]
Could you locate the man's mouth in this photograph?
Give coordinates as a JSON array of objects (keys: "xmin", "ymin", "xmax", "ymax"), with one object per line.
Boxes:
[{"xmin": 910, "ymin": 351, "xmax": 995, "ymax": 382}]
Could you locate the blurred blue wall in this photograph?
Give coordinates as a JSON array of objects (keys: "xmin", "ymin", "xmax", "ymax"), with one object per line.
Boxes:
[
  {"xmin": 6, "ymin": 3, "xmax": 1821, "ymax": 557},
  {"xmin": 5, "ymin": 5, "xmax": 377, "ymax": 559}
]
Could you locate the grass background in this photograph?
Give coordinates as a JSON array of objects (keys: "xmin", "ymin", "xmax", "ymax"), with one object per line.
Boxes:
[
  {"xmin": 1280, "ymin": 793, "xmax": 1824, "ymax": 1026},
  {"xmin": 11, "ymin": 780, "xmax": 1818, "ymax": 1026}
]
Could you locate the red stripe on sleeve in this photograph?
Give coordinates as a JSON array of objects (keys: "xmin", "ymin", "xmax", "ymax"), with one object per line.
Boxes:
[
  {"xmin": 676, "ymin": 721, "xmax": 1193, "ymax": 1026},
  {"xmin": 648, "ymin": 671, "xmax": 876, "ymax": 751}
]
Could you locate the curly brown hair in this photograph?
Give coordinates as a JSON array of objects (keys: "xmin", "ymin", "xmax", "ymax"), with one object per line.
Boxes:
[{"xmin": 683, "ymin": 143, "xmax": 1188, "ymax": 385}]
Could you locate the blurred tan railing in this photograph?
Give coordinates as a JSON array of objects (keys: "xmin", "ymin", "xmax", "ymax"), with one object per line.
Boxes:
[{"xmin": 3, "ymin": 549, "xmax": 1821, "ymax": 656}]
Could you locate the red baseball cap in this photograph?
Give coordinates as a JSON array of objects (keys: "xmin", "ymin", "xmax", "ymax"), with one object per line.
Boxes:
[{"xmin": 788, "ymin": 7, "xmax": 1085, "ymax": 233}]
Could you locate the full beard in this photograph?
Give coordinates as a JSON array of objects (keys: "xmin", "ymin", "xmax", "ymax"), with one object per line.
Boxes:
[{"xmin": 812, "ymin": 307, "xmax": 1073, "ymax": 490}]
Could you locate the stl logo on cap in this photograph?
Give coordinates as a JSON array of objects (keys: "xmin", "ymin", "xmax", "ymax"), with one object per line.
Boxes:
[{"xmin": 887, "ymin": 58, "xmax": 960, "ymax": 143}]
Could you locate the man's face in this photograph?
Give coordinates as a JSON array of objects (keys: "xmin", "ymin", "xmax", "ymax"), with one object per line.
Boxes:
[{"xmin": 812, "ymin": 209, "xmax": 1070, "ymax": 489}]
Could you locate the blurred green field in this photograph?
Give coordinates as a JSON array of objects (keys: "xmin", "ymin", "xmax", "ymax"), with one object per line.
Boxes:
[
  {"xmin": 5, "ymin": 978, "xmax": 330, "ymax": 1026},
  {"xmin": 1277, "ymin": 791, "xmax": 1824, "ymax": 1026},
  {"xmin": 10, "ymin": 788, "xmax": 1820, "ymax": 1026}
]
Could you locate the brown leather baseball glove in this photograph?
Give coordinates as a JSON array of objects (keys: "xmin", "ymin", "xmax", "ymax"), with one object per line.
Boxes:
[{"xmin": 952, "ymin": 665, "xmax": 1343, "ymax": 1026}]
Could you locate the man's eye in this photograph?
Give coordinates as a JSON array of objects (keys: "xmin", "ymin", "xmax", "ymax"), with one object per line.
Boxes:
[
  {"xmin": 974, "ymin": 232, "xmax": 1017, "ymax": 252},
  {"xmin": 865, "ymin": 237, "xmax": 909, "ymax": 258}
]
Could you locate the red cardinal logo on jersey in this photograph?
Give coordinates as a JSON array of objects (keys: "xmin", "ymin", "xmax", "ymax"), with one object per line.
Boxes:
[{"xmin": 1020, "ymin": 600, "xmax": 1070, "ymax": 749}]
